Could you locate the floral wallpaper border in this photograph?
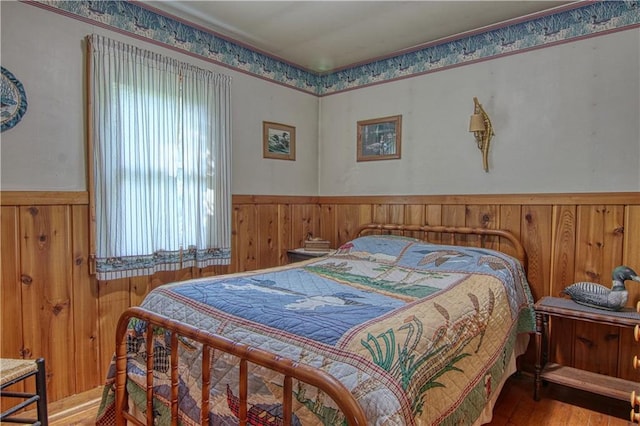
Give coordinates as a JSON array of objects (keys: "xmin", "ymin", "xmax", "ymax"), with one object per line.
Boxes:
[{"xmin": 31, "ymin": 0, "xmax": 640, "ymax": 96}]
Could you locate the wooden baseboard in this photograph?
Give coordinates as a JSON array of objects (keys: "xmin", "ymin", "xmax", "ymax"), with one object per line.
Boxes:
[{"xmin": 22, "ymin": 385, "xmax": 103, "ymax": 423}]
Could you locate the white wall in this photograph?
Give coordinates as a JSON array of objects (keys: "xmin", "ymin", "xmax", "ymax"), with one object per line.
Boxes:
[
  {"xmin": 0, "ymin": 1, "xmax": 319, "ymax": 195},
  {"xmin": 318, "ymin": 29, "xmax": 640, "ymax": 195},
  {"xmin": 2, "ymin": 2, "xmax": 638, "ymax": 197}
]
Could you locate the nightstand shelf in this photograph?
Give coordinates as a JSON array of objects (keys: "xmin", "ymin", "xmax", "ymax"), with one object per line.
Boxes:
[
  {"xmin": 534, "ymin": 296, "xmax": 640, "ymax": 402},
  {"xmin": 539, "ymin": 363, "xmax": 635, "ymax": 401},
  {"xmin": 286, "ymin": 248, "xmax": 332, "ymax": 263}
]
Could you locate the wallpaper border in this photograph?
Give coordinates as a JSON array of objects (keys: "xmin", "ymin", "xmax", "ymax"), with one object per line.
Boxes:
[{"xmin": 29, "ymin": 0, "xmax": 640, "ymax": 96}]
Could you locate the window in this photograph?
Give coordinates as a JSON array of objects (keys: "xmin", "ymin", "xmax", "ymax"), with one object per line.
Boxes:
[{"xmin": 88, "ymin": 34, "xmax": 231, "ymax": 280}]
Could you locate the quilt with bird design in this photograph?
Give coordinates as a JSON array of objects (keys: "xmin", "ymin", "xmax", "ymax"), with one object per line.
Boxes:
[{"xmin": 96, "ymin": 234, "xmax": 535, "ymax": 426}]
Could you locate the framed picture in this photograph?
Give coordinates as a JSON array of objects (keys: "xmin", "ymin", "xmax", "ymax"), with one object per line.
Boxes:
[
  {"xmin": 357, "ymin": 115, "xmax": 402, "ymax": 161},
  {"xmin": 263, "ymin": 121, "xmax": 296, "ymax": 160}
]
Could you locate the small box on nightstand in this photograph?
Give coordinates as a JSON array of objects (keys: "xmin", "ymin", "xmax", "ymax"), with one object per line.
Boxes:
[{"xmin": 304, "ymin": 238, "xmax": 330, "ymax": 251}]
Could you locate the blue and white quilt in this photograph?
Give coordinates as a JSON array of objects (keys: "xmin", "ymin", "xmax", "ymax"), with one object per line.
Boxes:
[{"xmin": 97, "ymin": 234, "xmax": 535, "ymax": 425}]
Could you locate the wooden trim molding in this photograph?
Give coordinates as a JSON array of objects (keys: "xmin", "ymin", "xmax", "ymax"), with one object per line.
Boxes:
[
  {"xmin": 317, "ymin": 192, "xmax": 640, "ymax": 205},
  {"xmin": 0, "ymin": 191, "xmax": 89, "ymax": 206},
  {"xmin": 2, "ymin": 191, "xmax": 637, "ymax": 207},
  {"xmin": 231, "ymin": 192, "xmax": 640, "ymax": 206},
  {"xmin": 232, "ymin": 194, "xmax": 319, "ymax": 204}
]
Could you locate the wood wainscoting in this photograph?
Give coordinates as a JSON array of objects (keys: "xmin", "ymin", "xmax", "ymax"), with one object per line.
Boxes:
[{"xmin": 1, "ymin": 191, "xmax": 639, "ymax": 405}]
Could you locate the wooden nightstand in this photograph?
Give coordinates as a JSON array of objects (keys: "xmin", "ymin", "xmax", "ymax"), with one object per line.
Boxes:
[
  {"xmin": 286, "ymin": 248, "xmax": 332, "ymax": 263},
  {"xmin": 534, "ymin": 296, "xmax": 640, "ymax": 402}
]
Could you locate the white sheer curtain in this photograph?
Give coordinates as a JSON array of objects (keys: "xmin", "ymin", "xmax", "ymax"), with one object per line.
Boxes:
[{"xmin": 89, "ymin": 34, "xmax": 231, "ymax": 280}]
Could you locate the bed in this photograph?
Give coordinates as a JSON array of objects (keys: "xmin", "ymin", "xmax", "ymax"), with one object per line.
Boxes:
[{"xmin": 96, "ymin": 223, "xmax": 535, "ymax": 426}]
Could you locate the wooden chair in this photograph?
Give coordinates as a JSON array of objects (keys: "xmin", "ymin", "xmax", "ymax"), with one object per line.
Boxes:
[{"xmin": 0, "ymin": 358, "xmax": 48, "ymax": 426}]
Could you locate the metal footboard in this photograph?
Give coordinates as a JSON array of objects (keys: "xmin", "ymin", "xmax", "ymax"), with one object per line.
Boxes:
[{"xmin": 114, "ymin": 306, "xmax": 367, "ymax": 426}]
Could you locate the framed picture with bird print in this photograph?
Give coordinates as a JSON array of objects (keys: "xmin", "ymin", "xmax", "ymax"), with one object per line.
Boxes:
[
  {"xmin": 263, "ymin": 121, "xmax": 295, "ymax": 160},
  {"xmin": 357, "ymin": 115, "xmax": 402, "ymax": 162}
]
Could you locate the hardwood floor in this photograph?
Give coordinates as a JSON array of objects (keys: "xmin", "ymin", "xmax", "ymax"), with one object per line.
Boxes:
[
  {"xmin": 39, "ymin": 373, "xmax": 634, "ymax": 425},
  {"xmin": 38, "ymin": 385, "xmax": 103, "ymax": 426},
  {"xmin": 489, "ymin": 373, "xmax": 632, "ymax": 426}
]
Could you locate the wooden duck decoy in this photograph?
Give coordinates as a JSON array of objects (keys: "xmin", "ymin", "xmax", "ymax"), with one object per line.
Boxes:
[{"xmin": 562, "ymin": 266, "xmax": 640, "ymax": 311}]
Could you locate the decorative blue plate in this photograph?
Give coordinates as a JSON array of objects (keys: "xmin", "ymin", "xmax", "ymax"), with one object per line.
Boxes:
[{"xmin": 1, "ymin": 67, "xmax": 28, "ymax": 132}]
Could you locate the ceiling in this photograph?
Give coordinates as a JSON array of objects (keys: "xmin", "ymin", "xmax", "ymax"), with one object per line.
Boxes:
[{"xmin": 141, "ymin": 1, "xmax": 575, "ymax": 73}]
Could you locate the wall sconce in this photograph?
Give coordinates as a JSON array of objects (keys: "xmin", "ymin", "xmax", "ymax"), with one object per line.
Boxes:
[{"xmin": 468, "ymin": 97, "xmax": 494, "ymax": 172}]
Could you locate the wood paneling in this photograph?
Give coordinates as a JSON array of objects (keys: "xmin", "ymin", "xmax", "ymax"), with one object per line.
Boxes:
[
  {"xmin": 234, "ymin": 204, "xmax": 258, "ymax": 272},
  {"xmin": 498, "ymin": 205, "xmax": 522, "ymax": 261},
  {"xmin": 257, "ymin": 204, "xmax": 280, "ymax": 268},
  {"xmin": 291, "ymin": 204, "xmax": 319, "ymax": 249},
  {"xmin": 1, "ymin": 206, "xmax": 25, "ymax": 412},
  {"xmin": 1, "ymin": 206, "xmax": 22, "ymax": 359},
  {"xmin": 549, "ymin": 205, "xmax": 577, "ymax": 367},
  {"xmin": 20, "ymin": 205, "xmax": 75, "ymax": 402},
  {"xmin": 1, "ymin": 191, "xmax": 639, "ymax": 404},
  {"xmin": 71, "ymin": 205, "xmax": 99, "ymax": 392}
]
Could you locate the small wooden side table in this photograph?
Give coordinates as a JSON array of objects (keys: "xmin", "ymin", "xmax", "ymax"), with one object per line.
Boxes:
[
  {"xmin": 534, "ymin": 296, "xmax": 640, "ymax": 401},
  {"xmin": 286, "ymin": 248, "xmax": 332, "ymax": 263}
]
